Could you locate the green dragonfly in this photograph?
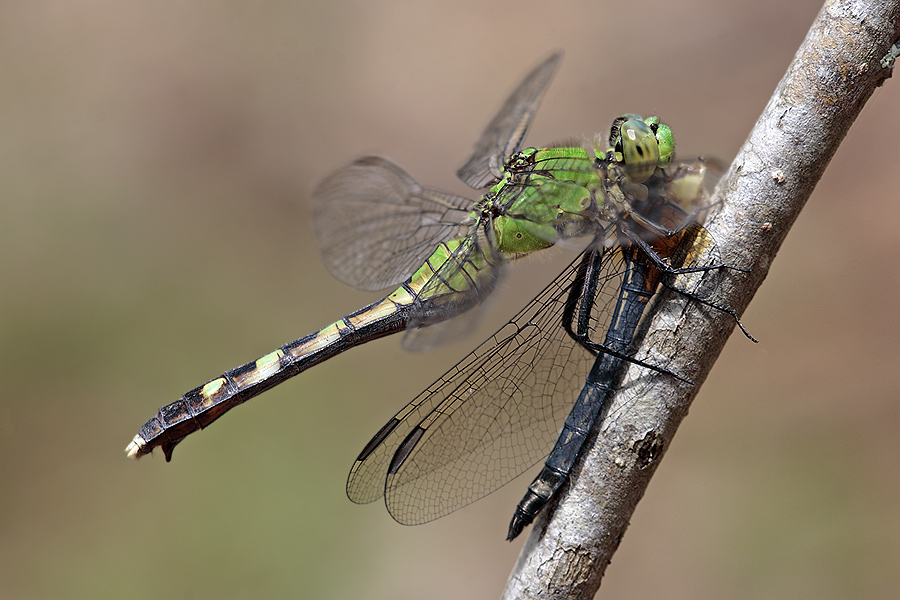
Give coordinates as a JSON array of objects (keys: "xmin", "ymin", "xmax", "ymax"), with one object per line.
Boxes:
[{"xmin": 127, "ymin": 52, "xmax": 748, "ymax": 537}]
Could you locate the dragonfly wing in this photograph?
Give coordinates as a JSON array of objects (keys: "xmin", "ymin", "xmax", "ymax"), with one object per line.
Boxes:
[
  {"xmin": 384, "ymin": 223, "xmax": 738, "ymax": 525},
  {"xmin": 312, "ymin": 156, "xmax": 472, "ymax": 291},
  {"xmin": 456, "ymin": 52, "xmax": 563, "ymax": 189},
  {"xmin": 625, "ymin": 158, "xmax": 735, "ymax": 303},
  {"xmin": 401, "ymin": 221, "xmax": 505, "ymax": 352},
  {"xmin": 624, "ymin": 157, "xmax": 722, "ymax": 244},
  {"xmin": 399, "ymin": 295, "xmax": 495, "ymax": 353},
  {"xmin": 346, "ymin": 245, "xmax": 635, "ymax": 524}
]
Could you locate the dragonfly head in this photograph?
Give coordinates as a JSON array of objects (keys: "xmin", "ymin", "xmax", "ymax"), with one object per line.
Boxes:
[{"xmin": 609, "ymin": 115, "xmax": 675, "ymax": 184}]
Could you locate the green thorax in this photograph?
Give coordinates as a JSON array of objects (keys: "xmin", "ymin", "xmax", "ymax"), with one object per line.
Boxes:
[
  {"xmin": 485, "ymin": 114, "xmax": 677, "ymax": 257},
  {"xmin": 488, "ymin": 146, "xmax": 602, "ymax": 256}
]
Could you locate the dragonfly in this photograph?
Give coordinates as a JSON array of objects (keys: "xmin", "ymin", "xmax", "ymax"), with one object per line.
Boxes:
[{"xmin": 126, "ymin": 52, "xmax": 750, "ymax": 539}]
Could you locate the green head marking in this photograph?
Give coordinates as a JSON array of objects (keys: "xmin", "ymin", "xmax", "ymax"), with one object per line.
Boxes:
[
  {"xmin": 644, "ymin": 116, "xmax": 674, "ymax": 168},
  {"xmin": 610, "ymin": 115, "xmax": 675, "ymax": 183}
]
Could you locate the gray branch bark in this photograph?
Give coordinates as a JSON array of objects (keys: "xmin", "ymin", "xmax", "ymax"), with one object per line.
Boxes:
[{"xmin": 502, "ymin": 1, "xmax": 900, "ymax": 598}]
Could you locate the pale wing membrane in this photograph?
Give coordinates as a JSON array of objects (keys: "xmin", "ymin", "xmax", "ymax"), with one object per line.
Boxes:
[
  {"xmin": 312, "ymin": 156, "xmax": 472, "ymax": 291},
  {"xmin": 456, "ymin": 52, "xmax": 563, "ymax": 189},
  {"xmin": 402, "ymin": 219, "xmax": 504, "ymax": 352},
  {"xmin": 347, "ymin": 245, "xmax": 632, "ymax": 524},
  {"xmin": 401, "ymin": 156, "xmax": 601, "ymax": 352},
  {"xmin": 606, "ymin": 155, "xmax": 741, "ymax": 430}
]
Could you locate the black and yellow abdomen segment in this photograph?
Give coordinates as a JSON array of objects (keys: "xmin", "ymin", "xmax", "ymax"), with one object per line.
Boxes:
[
  {"xmin": 125, "ymin": 239, "xmax": 483, "ymax": 461},
  {"xmin": 125, "ymin": 294, "xmax": 410, "ymax": 461}
]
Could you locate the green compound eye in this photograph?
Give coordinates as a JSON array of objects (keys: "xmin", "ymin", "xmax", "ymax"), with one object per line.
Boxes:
[
  {"xmin": 615, "ymin": 118, "xmax": 660, "ymax": 183},
  {"xmin": 652, "ymin": 120, "xmax": 675, "ymax": 169},
  {"xmin": 610, "ymin": 115, "xmax": 676, "ymax": 183}
]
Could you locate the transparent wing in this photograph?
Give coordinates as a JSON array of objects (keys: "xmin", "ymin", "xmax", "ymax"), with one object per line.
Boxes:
[
  {"xmin": 397, "ymin": 176, "xmax": 596, "ymax": 352},
  {"xmin": 312, "ymin": 156, "xmax": 473, "ymax": 291},
  {"xmin": 608, "ymin": 157, "xmax": 722, "ymax": 248},
  {"xmin": 400, "ymin": 218, "xmax": 505, "ymax": 352},
  {"xmin": 613, "ymin": 158, "xmax": 733, "ymax": 322},
  {"xmin": 456, "ymin": 52, "xmax": 563, "ymax": 189},
  {"xmin": 347, "ymin": 158, "xmax": 736, "ymax": 524},
  {"xmin": 377, "ymin": 215, "xmax": 737, "ymax": 525},
  {"xmin": 346, "ymin": 244, "xmax": 635, "ymax": 524}
]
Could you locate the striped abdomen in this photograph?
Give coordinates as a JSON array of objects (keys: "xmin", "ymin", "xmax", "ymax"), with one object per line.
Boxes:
[{"xmin": 126, "ymin": 236, "xmax": 500, "ymax": 461}]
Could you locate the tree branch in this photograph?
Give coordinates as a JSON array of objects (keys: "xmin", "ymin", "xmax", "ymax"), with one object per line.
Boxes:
[{"xmin": 503, "ymin": 1, "xmax": 900, "ymax": 598}]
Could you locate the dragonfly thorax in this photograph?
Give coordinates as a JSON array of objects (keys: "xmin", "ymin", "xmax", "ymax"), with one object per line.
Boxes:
[
  {"xmin": 486, "ymin": 118, "xmax": 678, "ymax": 258},
  {"xmin": 489, "ymin": 146, "xmax": 607, "ymax": 255}
]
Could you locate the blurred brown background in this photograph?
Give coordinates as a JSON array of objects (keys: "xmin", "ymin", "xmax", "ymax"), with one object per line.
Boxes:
[{"xmin": 2, "ymin": 2, "xmax": 898, "ymax": 599}]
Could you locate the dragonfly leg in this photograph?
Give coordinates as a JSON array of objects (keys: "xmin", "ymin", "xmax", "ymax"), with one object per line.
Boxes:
[
  {"xmin": 626, "ymin": 226, "xmax": 741, "ymax": 275},
  {"xmin": 560, "ymin": 246, "xmax": 603, "ymax": 356},
  {"xmin": 561, "ymin": 246, "xmax": 692, "ymax": 384},
  {"xmin": 660, "ymin": 277, "xmax": 758, "ymax": 342},
  {"xmin": 625, "ymin": 228, "xmax": 756, "ymax": 341}
]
